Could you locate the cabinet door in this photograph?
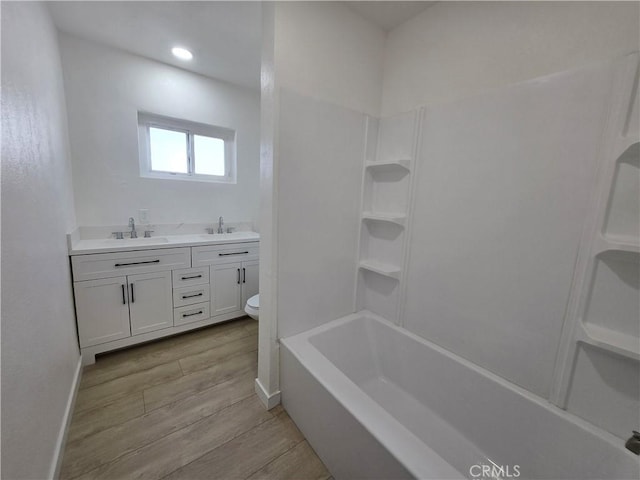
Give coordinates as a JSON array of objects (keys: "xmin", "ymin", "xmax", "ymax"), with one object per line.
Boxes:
[
  {"xmin": 241, "ymin": 260, "xmax": 259, "ymax": 308},
  {"xmin": 211, "ymin": 263, "xmax": 242, "ymax": 316},
  {"xmin": 74, "ymin": 277, "xmax": 131, "ymax": 347},
  {"xmin": 128, "ymin": 271, "xmax": 173, "ymax": 335}
]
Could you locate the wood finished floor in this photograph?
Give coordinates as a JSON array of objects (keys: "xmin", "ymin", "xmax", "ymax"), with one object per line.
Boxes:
[{"xmin": 60, "ymin": 317, "xmax": 332, "ymax": 480}]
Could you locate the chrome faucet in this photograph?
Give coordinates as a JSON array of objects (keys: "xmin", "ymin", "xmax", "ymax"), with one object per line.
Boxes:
[
  {"xmin": 128, "ymin": 217, "xmax": 138, "ymax": 238},
  {"xmin": 626, "ymin": 431, "xmax": 640, "ymax": 455},
  {"xmin": 217, "ymin": 216, "xmax": 224, "ymax": 234}
]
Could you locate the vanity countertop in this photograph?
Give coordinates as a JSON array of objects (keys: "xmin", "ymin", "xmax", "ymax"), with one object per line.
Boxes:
[{"xmin": 69, "ymin": 231, "xmax": 260, "ymax": 255}]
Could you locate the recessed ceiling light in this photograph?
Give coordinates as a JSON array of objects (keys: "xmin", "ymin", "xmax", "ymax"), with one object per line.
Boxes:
[{"xmin": 171, "ymin": 47, "xmax": 193, "ymax": 61}]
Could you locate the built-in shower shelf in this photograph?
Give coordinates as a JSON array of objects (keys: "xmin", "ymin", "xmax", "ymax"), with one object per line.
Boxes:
[
  {"xmin": 362, "ymin": 212, "xmax": 407, "ymax": 227},
  {"xmin": 577, "ymin": 323, "xmax": 640, "ymax": 361},
  {"xmin": 359, "ymin": 260, "xmax": 401, "ymax": 279},
  {"xmin": 614, "ymin": 139, "xmax": 639, "ymax": 165},
  {"xmin": 365, "ymin": 159, "xmax": 411, "ymax": 173},
  {"xmin": 594, "ymin": 236, "xmax": 640, "ymax": 256}
]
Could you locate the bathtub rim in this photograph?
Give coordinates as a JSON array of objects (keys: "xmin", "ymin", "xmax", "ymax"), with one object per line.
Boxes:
[{"xmin": 280, "ymin": 310, "xmax": 636, "ymax": 479}]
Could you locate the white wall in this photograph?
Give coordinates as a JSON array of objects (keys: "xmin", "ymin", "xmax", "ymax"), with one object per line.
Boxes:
[
  {"xmin": 257, "ymin": 2, "xmax": 385, "ymax": 404},
  {"xmin": 381, "ymin": 1, "xmax": 640, "ymax": 116},
  {"xmin": 276, "ymin": 89, "xmax": 367, "ymax": 339},
  {"xmin": 275, "ymin": 1, "xmax": 386, "ymax": 117},
  {"xmin": 1, "ymin": 3, "xmax": 80, "ymax": 478},
  {"xmin": 273, "ymin": 2, "xmax": 385, "ymax": 336},
  {"xmin": 59, "ymin": 33, "xmax": 260, "ymax": 228}
]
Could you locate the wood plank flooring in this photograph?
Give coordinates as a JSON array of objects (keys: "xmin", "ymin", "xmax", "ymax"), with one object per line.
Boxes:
[{"xmin": 60, "ymin": 317, "xmax": 331, "ymax": 480}]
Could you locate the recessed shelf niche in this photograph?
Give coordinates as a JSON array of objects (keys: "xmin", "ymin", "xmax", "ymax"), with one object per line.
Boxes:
[
  {"xmin": 363, "ymin": 166, "xmax": 411, "ymax": 215},
  {"xmin": 360, "ymin": 219, "xmax": 405, "ymax": 269},
  {"xmin": 581, "ymin": 250, "xmax": 639, "ymax": 359},
  {"xmin": 566, "ymin": 343, "xmax": 639, "ymax": 438},
  {"xmin": 356, "ymin": 268, "xmax": 400, "ymax": 321},
  {"xmin": 603, "ymin": 142, "xmax": 639, "ymax": 242}
]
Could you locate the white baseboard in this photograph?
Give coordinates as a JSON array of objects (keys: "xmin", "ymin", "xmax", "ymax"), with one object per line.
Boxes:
[
  {"xmin": 48, "ymin": 356, "xmax": 82, "ymax": 479},
  {"xmin": 255, "ymin": 377, "xmax": 281, "ymax": 410}
]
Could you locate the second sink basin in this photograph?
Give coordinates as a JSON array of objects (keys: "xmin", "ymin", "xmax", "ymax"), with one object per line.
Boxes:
[
  {"xmin": 199, "ymin": 232, "xmax": 258, "ymax": 241},
  {"xmin": 104, "ymin": 237, "xmax": 169, "ymax": 245}
]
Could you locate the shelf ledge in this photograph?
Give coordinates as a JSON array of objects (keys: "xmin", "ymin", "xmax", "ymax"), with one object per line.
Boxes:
[
  {"xmin": 577, "ymin": 322, "xmax": 639, "ymax": 361},
  {"xmin": 362, "ymin": 212, "xmax": 406, "ymax": 227},
  {"xmin": 365, "ymin": 160, "xmax": 411, "ymax": 173},
  {"xmin": 595, "ymin": 234, "xmax": 640, "ymax": 256},
  {"xmin": 359, "ymin": 260, "xmax": 401, "ymax": 280}
]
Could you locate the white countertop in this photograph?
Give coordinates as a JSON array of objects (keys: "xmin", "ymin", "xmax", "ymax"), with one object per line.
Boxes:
[{"xmin": 69, "ymin": 231, "xmax": 260, "ymax": 255}]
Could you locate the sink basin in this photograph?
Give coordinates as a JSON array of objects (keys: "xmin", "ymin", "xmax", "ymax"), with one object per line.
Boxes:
[
  {"xmin": 198, "ymin": 232, "xmax": 259, "ymax": 241},
  {"xmin": 104, "ymin": 237, "xmax": 169, "ymax": 245}
]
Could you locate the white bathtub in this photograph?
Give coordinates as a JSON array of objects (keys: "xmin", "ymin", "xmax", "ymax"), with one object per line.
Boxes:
[{"xmin": 280, "ymin": 312, "xmax": 638, "ymax": 480}]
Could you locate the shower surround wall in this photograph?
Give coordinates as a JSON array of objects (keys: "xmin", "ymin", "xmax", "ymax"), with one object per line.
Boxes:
[{"xmin": 372, "ymin": 1, "xmax": 640, "ymax": 443}]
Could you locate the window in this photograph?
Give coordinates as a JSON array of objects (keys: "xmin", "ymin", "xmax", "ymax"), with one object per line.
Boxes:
[{"xmin": 138, "ymin": 113, "xmax": 236, "ymax": 183}]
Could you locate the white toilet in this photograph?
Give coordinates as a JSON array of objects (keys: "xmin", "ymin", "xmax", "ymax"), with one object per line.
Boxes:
[{"xmin": 245, "ymin": 294, "xmax": 259, "ymax": 320}]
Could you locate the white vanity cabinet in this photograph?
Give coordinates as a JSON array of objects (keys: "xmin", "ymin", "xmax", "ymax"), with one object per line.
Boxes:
[
  {"xmin": 72, "ymin": 249, "xmax": 187, "ymax": 349},
  {"xmin": 211, "ymin": 263, "xmax": 244, "ymax": 316},
  {"xmin": 241, "ymin": 259, "xmax": 259, "ymax": 307},
  {"xmin": 74, "ymin": 276, "xmax": 131, "ymax": 347},
  {"xmin": 75, "ymin": 271, "xmax": 173, "ymax": 347},
  {"xmin": 70, "ymin": 239, "xmax": 259, "ymax": 364},
  {"xmin": 210, "ymin": 261, "xmax": 258, "ymax": 316},
  {"xmin": 193, "ymin": 242, "xmax": 259, "ymax": 318},
  {"xmin": 127, "ymin": 271, "xmax": 173, "ymax": 335}
]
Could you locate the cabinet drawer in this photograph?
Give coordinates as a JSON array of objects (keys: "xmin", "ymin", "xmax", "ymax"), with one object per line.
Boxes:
[
  {"xmin": 172, "ymin": 267, "xmax": 209, "ymax": 288},
  {"xmin": 173, "ymin": 284, "xmax": 210, "ymax": 308},
  {"xmin": 174, "ymin": 302, "xmax": 210, "ymax": 326},
  {"xmin": 192, "ymin": 242, "xmax": 259, "ymax": 266},
  {"xmin": 72, "ymin": 248, "xmax": 190, "ymax": 281}
]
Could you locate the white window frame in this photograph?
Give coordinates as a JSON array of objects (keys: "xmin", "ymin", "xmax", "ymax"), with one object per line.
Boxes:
[{"xmin": 137, "ymin": 112, "xmax": 236, "ymax": 184}]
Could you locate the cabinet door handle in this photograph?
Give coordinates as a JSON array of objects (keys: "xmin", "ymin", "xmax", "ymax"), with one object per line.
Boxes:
[
  {"xmin": 219, "ymin": 251, "xmax": 249, "ymax": 257},
  {"xmin": 242, "ymin": 268, "xmax": 246, "ymax": 284},
  {"xmin": 115, "ymin": 259, "xmax": 160, "ymax": 267},
  {"xmin": 181, "ymin": 274, "xmax": 202, "ymax": 280},
  {"xmin": 182, "ymin": 310, "xmax": 203, "ymax": 318},
  {"xmin": 237, "ymin": 268, "xmax": 241, "ymax": 284},
  {"xmin": 121, "ymin": 284, "xmax": 126, "ymax": 305},
  {"xmin": 130, "ymin": 283, "xmax": 135, "ymax": 303},
  {"xmin": 182, "ymin": 292, "xmax": 203, "ymax": 299}
]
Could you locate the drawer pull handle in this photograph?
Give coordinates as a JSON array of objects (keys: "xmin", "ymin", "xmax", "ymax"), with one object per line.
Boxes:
[
  {"xmin": 218, "ymin": 251, "xmax": 249, "ymax": 257},
  {"xmin": 182, "ymin": 310, "xmax": 203, "ymax": 318},
  {"xmin": 182, "ymin": 293, "xmax": 203, "ymax": 299},
  {"xmin": 181, "ymin": 274, "xmax": 203, "ymax": 280},
  {"xmin": 115, "ymin": 259, "xmax": 160, "ymax": 267}
]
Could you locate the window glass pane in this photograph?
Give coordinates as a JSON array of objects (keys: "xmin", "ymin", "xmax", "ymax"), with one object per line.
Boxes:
[
  {"xmin": 194, "ymin": 135, "xmax": 225, "ymax": 176},
  {"xmin": 149, "ymin": 127, "xmax": 188, "ymax": 173}
]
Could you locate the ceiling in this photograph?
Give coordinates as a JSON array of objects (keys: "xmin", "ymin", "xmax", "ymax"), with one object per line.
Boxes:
[
  {"xmin": 48, "ymin": 1, "xmax": 262, "ymax": 89},
  {"xmin": 48, "ymin": 1, "xmax": 435, "ymax": 89},
  {"xmin": 345, "ymin": 1, "xmax": 436, "ymax": 31}
]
